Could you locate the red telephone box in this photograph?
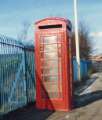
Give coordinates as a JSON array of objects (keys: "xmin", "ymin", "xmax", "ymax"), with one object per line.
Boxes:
[{"xmin": 35, "ymin": 17, "xmax": 73, "ymax": 111}]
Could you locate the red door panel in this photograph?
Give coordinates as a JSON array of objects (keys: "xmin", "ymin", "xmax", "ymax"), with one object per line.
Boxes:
[{"xmin": 36, "ymin": 33, "xmax": 68, "ymax": 110}]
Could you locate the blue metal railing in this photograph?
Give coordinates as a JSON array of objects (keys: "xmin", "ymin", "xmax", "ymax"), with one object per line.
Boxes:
[
  {"xmin": 0, "ymin": 35, "xmax": 35, "ymax": 115},
  {"xmin": 73, "ymin": 58, "xmax": 92, "ymax": 81}
]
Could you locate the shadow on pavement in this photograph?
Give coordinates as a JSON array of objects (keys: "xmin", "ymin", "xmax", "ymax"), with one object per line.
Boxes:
[
  {"xmin": 1, "ymin": 103, "xmax": 54, "ymax": 120},
  {"xmin": 1, "ymin": 92, "xmax": 102, "ymax": 120},
  {"xmin": 74, "ymin": 90, "xmax": 102, "ymax": 108},
  {"xmin": 74, "ymin": 75, "xmax": 99, "ymax": 95}
]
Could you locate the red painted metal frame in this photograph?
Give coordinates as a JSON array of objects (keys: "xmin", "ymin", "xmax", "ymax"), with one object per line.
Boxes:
[{"xmin": 35, "ymin": 17, "xmax": 73, "ymax": 111}]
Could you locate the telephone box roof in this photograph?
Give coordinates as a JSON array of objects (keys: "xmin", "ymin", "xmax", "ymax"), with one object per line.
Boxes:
[{"xmin": 35, "ymin": 17, "xmax": 71, "ymax": 25}]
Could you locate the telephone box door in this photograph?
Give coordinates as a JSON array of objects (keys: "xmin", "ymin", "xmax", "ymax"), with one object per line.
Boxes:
[{"xmin": 36, "ymin": 32, "xmax": 68, "ymax": 111}]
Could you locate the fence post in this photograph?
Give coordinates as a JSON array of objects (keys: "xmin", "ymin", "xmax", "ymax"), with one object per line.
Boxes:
[
  {"xmin": 22, "ymin": 47, "xmax": 28, "ymax": 104},
  {"xmin": 23, "ymin": 47, "xmax": 29, "ymax": 103}
]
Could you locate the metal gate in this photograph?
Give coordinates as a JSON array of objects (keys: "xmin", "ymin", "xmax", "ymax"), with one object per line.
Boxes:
[{"xmin": 0, "ymin": 35, "xmax": 35, "ymax": 115}]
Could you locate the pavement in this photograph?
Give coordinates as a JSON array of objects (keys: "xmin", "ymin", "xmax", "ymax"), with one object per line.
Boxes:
[{"xmin": 1, "ymin": 72, "xmax": 102, "ymax": 120}]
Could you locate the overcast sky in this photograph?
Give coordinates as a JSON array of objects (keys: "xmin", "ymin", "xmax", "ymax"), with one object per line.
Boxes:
[{"xmin": 0, "ymin": 0, "xmax": 102, "ymax": 54}]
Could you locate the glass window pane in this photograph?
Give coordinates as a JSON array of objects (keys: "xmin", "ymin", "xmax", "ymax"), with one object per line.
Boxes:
[
  {"xmin": 42, "ymin": 60, "xmax": 58, "ymax": 68},
  {"xmin": 40, "ymin": 35, "xmax": 63, "ymax": 99},
  {"xmin": 42, "ymin": 67, "xmax": 58, "ymax": 75},
  {"xmin": 42, "ymin": 80, "xmax": 59, "ymax": 98},
  {"xmin": 43, "ymin": 36, "xmax": 57, "ymax": 44},
  {"xmin": 44, "ymin": 44, "xmax": 57, "ymax": 52},
  {"xmin": 40, "ymin": 44, "xmax": 44, "ymax": 51},
  {"xmin": 44, "ymin": 52, "xmax": 58, "ymax": 60},
  {"xmin": 43, "ymin": 76, "xmax": 58, "ymax": 81}
]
